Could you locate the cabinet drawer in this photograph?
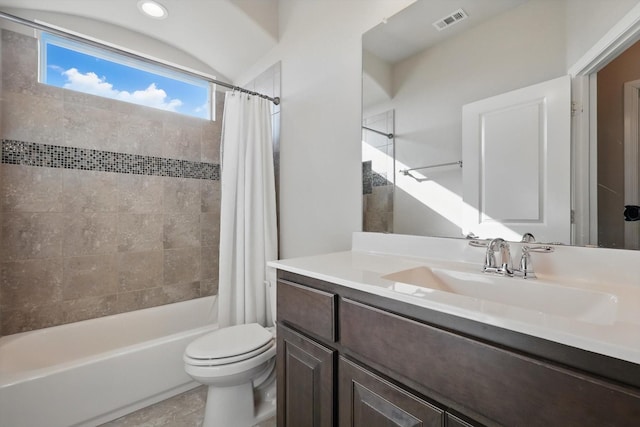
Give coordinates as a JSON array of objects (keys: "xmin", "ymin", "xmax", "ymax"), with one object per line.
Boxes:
[
  {"xmin": 340, "ymin": 298, "xmax": 640, "ymax": 427},
  {"xmin": 277, "ymin": 279, "xmax": 337, "ymax": 342}
]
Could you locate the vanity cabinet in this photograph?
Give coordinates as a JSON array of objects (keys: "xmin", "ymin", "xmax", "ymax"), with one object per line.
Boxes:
[{"xmin": 276, "ymin": 270, "xmax": 640, "ymax": 427}]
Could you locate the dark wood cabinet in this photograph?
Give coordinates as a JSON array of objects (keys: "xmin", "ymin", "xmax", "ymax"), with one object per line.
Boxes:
[
  {"xmin": 276, "ymin": 271, "xmax": 640, "ymax": 427},
  {"xmin": 339, "ymin": 357, "xmax": 444, "ymax": 427},
  {"xmin": 276, "ymin": 324, "xmax": 335, "ymax": 427},
  {"xmin": 446, "ymin": 413, "xmax": 478, "ymax": 427}
]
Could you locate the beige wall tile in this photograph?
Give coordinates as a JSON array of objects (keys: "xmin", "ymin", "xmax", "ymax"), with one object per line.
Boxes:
[
  {"xmin": 200, "ymin": 245, "xmax": 219, "ymax": 280},
  {"xmin": 200, "ymin": 212, "xmax": 220, "ymax": 248},
  {"xmin": 1, "ymin": 212, "xmax": 63, "ymax": 260},
  {"xmin": 163, "ymin": 120, "xmax": 202, "ymax": 161},
  {"xmin": 62, "ymin": 254, "xmax": 118, "ymax": 300},
  {"xmin": 117, "ymin": 113, "xmax": 164, "ymax": 157},
  {"xmin": 63, "ymin": 102, "xmax": 119, "ymax": 151},
  {"xmin": 0, "ymin": 165, "xmax": 63, "ymax": 212},
  {"xmin": 118, "ymin": 175, "xmax": 164, "ymax": 213},
  {"xmin": 62, "ymin": 295, "xmax": 118, "ymax": 323},
  {"xmin": 2, "ymin": 92, "xmax": 64, "ymax": 145},
  {"xmin": 117, "ymin": 214, "xmax": 163, "ymax": 252},
  {"xmin": 1, "ymin": 304, "xmax": 63, "ymax": 335},
  {"xmin": 63, "ymin": 89, "xmax": 114, "ymax": 111},
  {"xmin": 164, "ymin": 247, "xmax": 201, "ymax": 286},
  {"xmin": 162, "ymin": 281, "xmax": 201, "ymax": 303},
  {"xmin": 113, "ymin": 98, "xmax": 167, "ymax": 119},
  {"xmin": 163, "ymin": 213, "xmax": 201, "ymax": 249},
  {"xmin": 0, "ymin": 258, "xmax": 63, "ymax": 310},
  {"xmin": 200, "ymin": 180, "xmax": 220, "ymax": 213},
  {"xmin": 62, "ymin": 170, "xmax": 118, "ymax": 213},
  {"xmin": 118, "ymin": 250, "xmax": 163, "ymax": 292},
  {"xmin": 164, "ymin": 177, "xmax": 200, "ymax": 214},
  {"xmin": 115, "ymin": 281, "xmax": 199, "ymax": 313},
  {"xmin": 200, "ymin": 278, "xmax": 218, "ymax": 297},
  {"xmin": 116, "ymin": 287, "xmax": 168, "ymax": 313},
  {"xmin": 1, "ymin": 30, "xmax": 60, "ymax": 100},
  {"xmin": 63, "ymin": 213, "xmax": 118, "ymax": 256},
  {"xmin": 201, "ymin": 119, "xmax": 222, "ymax": 163}
]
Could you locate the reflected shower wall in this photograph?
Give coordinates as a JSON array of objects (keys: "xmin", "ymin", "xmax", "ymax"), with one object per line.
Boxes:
[
  {"xmin": 0, "ymin": 23, "xmax": 224, "ymax": 335},
  {"xmin": 362, "ymin": 110, "xmax": 394, "ymax": 233}
]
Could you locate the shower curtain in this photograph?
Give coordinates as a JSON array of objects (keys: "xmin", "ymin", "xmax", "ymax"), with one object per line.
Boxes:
[{"xmin": 217, "ymin": 92, "xmax": 278, "ymax": 328}]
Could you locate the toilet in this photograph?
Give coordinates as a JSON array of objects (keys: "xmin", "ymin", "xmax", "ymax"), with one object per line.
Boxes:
[{"xmin": 183, "ymin": 285, "xmax": 277, "ymax": 427}]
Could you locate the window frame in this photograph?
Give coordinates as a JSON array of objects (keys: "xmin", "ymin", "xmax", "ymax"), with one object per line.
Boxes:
[{"xmin": 38, "ymin": 31, "xmax": 214, "ymax": 121}]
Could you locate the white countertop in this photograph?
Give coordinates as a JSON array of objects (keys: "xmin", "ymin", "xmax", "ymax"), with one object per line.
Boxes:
[{"xmin": 269, "ymin": 233, "xmax": 640, "ymax": 365}]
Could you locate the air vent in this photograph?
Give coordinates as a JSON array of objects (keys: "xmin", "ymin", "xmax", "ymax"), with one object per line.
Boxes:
[{"xmin": 433, "ymin": 8, "xmax": 468, "ymax": 31}]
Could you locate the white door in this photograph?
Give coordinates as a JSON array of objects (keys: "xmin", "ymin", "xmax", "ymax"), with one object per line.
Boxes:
[{"xmin": 462, "ymin": 75, "xmax": 571, "ymax": 243}]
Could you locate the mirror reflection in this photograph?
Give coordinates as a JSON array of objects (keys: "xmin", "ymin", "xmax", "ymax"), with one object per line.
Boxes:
[{"xmin": 362, "ymin": 0, "xmax": 640, "ymax": 249}]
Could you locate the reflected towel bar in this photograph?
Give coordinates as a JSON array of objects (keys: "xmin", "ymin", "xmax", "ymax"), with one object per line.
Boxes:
[
  {"xmin": 400, "ymin": 160, "xmax": 463, "ymax": 176},
  {"xmin": 362, "ymin": 126, "xmax": 394, "ymax": 139}
]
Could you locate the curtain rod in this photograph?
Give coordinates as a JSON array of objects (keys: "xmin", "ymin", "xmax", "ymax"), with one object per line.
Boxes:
[
  {"xmin": 362, "ymin": 126, "xmax": 394, "ymax": 139},
  {"xmin": 0, "ymin": 10, "xmax": 280, "ymax": 105}
]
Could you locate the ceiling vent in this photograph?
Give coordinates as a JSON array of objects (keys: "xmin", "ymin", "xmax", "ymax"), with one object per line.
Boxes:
[{"xmin": 433, "ymin": 8, "xmax": 468, "ymax": 31}]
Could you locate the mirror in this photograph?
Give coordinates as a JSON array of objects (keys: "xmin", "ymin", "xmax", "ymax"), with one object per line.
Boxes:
[{"xmin": 362, "ymin": 0, "xmax": 640, "ymax": 249}]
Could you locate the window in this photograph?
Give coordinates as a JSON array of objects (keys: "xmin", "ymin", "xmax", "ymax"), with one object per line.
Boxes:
[{"xmin": 39, "ymin": 32, "xmax": 213, "ymax": 120}]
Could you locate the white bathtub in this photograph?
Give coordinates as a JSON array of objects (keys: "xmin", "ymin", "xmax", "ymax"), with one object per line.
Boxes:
[{"xmin": 0, "ymin": 296, "xmax": 218, "ymax": 427}]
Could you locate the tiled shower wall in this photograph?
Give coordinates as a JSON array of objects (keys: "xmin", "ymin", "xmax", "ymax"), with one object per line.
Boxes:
[{"xmin": 0, "ymin": 29, "xmax": 224, "ymax": 335}]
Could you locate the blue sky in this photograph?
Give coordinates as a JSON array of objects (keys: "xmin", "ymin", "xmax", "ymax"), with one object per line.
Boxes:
[{"xmin": 45, "ymin": 41, "xmax": 210, "ymax": 120}]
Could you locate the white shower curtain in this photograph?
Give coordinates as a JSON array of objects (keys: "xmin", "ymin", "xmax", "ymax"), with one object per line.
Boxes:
[{"xmin": 217, "ymin": 91, "xmax": 278, "ymax": 328}]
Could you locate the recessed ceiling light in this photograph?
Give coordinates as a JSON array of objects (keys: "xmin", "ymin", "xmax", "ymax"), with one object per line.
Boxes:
[{"xmin": 137, "ymin": 0, "xmax": 168, "ymax": 19}]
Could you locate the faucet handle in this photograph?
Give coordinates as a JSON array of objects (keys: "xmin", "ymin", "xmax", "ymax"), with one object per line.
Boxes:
[
  {"xmin": 520, "ymin": 232, "xmax": 535, "ymax": 243},
  {"xmin": 526, "ymin": 245, "xmax": 554, "ymax": 253},
  {"xmin": 516, "ymin": 246, "xmax": 536, "ymax": 279},
  {"xmin": 468, "ymin": 239, "xmax": 490, "ymax": 247},
  {"xmin": 514, "ymin": 245, "xmax": 554, "ymax": 279}
]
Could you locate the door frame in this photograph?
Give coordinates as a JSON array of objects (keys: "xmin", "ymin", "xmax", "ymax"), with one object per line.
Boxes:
[
  {"xmin": 624, "ymin": 79, "xmax": 640, "ymax": 248},
  {"xmin": 570, "ymin": 3, "xmax": 640, "ymax": 246}
]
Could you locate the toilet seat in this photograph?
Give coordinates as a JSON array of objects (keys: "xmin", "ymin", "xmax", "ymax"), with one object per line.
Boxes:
[{"xmin": 184, "ymin": 323, "xmax": 274, "ymax": 367}]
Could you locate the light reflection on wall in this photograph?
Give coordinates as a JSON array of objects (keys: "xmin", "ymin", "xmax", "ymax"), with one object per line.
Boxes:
[{"xmin": 364, "ymin": 140, "xmax": 521, "ymax": 241}]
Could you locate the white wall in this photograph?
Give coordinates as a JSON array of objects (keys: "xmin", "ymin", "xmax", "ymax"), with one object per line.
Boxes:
[
  {"xmin": 238, "ymin": 0, "xmax": 415, "ymax": 258},
  {"xmin": 565, "ymin": 0, "xmax": 640, "ymax": 69},
  {"xmin": 2, "ymin": 8, "xmax": 222, "ymax": 80}
]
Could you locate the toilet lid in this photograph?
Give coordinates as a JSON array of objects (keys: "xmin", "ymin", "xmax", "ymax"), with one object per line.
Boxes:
[{"xmin": 185, "ymin": 323, "xmax": 273, "ymax": 360}]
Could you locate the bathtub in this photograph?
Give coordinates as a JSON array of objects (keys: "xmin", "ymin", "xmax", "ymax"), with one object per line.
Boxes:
[{"xmin": 0, "ymin": 296, "xmax": 218, "ymax": 427}]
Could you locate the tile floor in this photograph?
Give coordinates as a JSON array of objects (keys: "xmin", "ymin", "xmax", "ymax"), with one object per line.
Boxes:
[{"xmin": 99, "ymin": 386, "xmax": 276, "ymax": 427}]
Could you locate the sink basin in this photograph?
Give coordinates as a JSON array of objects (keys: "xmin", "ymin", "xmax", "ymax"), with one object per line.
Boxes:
[{"xmin": 381, "ymin": 266, "xmax": 618, "ymax": 325}]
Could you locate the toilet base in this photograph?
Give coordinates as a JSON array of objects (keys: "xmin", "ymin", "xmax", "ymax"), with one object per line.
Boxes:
[{"xmin": 201, "ymin": 369, "xmax": 276, "ymax": 427}]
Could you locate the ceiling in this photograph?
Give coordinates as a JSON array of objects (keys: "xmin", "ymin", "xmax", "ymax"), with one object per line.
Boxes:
[
  {"xmin": 0, "ymin": 0, "xmax": 279, "ymax": 82},
  {"xmin": 363, "ymin": 0, "xmax": 528, "ymax": 65}
]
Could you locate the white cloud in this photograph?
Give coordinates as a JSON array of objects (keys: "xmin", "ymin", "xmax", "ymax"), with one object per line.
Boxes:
[{"xmin": 62, "ymin": 68, "xmax": 183, "ymax": 112}]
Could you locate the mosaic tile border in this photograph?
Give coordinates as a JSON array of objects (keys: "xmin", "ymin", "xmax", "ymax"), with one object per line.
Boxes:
[{"xmin": 1, "ymin": 140, "xmax": 220, "ymax": 180}]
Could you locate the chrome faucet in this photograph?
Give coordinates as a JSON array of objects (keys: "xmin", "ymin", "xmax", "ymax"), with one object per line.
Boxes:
[
  {"xmin": 512, "ymin": 233, "xmax": 554, "ymax": 279},
  {"xmin": 482, "ymin": 238, "xmax": 513, "ymax": 276},
  {"xmin": 468, "ymin": 233, "xmax": 554, "ymax": 279}
]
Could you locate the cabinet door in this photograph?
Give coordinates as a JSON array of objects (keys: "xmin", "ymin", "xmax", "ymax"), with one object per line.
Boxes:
[
  {"xmin": 277, "ymin": 325, "xmax": 335, "ymax": 427},
  {"xmin": 339, "ymin": 357, "xmax": 444, "ymax": 427},
  {"xmin": 447, "ymin": 413, "xmax": 481, "ymax": 427}
]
